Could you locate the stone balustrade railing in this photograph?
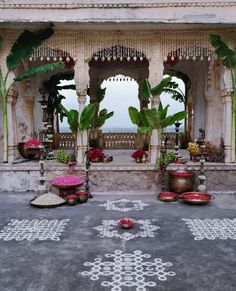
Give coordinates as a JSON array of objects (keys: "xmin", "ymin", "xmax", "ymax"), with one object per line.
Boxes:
[{"xmin": 53, "ymin": 132, "xmax": 180, "ymax": 150}]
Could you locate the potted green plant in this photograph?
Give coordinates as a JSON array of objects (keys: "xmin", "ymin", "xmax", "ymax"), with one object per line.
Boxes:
[
  {"xmin": 0, "ymin": 25, "xmax": 64, "ymax": 162},
  {"xmin": 129, "ymin": 102, "xmax": 186, "ymax": 161},
  {"xmin": 89, "ymin": 88, "xmax": 114, "ymax": 148},
  {"xmin": 60, "ymin": 103, "xmax": 96, "ymax": 161}
]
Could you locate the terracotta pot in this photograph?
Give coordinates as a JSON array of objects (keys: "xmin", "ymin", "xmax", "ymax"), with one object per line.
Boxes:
[{"xmin": 168, "ymin": 170, "xmax": 195, "ymax": 194}]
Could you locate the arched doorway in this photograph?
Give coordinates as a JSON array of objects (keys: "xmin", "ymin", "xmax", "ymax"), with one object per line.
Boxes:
[{"xmin": 88, "ymin": 46, "xmax": 150, "ymax": 158}]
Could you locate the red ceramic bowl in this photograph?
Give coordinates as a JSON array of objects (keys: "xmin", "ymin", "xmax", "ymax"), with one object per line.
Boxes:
[
  {"xmin": 179, "ymin": 192, "xmax": 215, "ymax": 205},
  {"xmin": 119, "ymin": 218, "xmax": 133, "ymax": 229},
  {"xmin": 158, "ymin": 192, "xmax": 178, "ymax": 202}
]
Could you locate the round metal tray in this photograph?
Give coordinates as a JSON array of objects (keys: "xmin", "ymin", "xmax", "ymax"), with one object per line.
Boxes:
[
  {"xmin": 179, "ymin": 192, "xmax": 215, "ymax": 205},
  {"xmin": 158, "ymin": 192, "xmax": 178, "ymax": 202}
]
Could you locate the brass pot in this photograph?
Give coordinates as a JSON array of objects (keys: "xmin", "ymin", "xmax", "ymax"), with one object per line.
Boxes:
[
  {"xmin": 168, "ymin": 170, "xmax": 195, "ymax": 194},
  {"xmin": 65, "ymin": 195, "xmax": 77, "ymax": 206}
]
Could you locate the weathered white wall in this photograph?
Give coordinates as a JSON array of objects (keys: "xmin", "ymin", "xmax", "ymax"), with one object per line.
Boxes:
[
  {"xmin": 0, "ymin": 97, "xmax": 3, "ymax": 161},
  {"xmin": 1, "ymin": 1, "xmax": 236, "ymax": 28}
]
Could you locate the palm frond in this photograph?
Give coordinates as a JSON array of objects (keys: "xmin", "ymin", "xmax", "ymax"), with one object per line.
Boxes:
[
  {"xmin": 14, "ymin": 62, "xmax": 64, "ymax": 82},
  {"xmin": 7, "ymin": 26, "xmax": 54, "ymax": 70}
]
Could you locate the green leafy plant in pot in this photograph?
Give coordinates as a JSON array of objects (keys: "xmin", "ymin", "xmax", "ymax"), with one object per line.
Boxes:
[
  {"xmin": 59, "ymin": 103, "xmax": 96, "ymax": 162},
  {"xmin": 89, "ymin": 88, "xmax": 114, "ymax": 148}
]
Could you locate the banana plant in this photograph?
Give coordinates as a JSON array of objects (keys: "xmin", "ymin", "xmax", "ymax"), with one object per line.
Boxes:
[
  {"xmin": 162, "ymin": 70, "xmax": 191, "ymax": 136},
  {"xmin": 209, "ymin": 33, "xmax": 236, "ymax": 161},
  {"xmin": 0, "ymin": 26, "xmax": 64, "ymax": 162},
  {"xmin": 128, "ymin": 103, "xmax": 186, "ymax": 154},
  {"xmin": 140, "ymin": 76, "xmax": 172, "ymax": 103},
  {"xmin": 89, "ymin": 87, "xmax": 114, "ymax": 148},
  {"xmin": 43, "ymin": 72, "xmax": 75, "ymax": 126},
  {"xmin": 60, "ymin": 103, "xmax": 96, "ymax": 160},
  {"xmin": 128, "ymin": 106, "xmax": 150, "ymax": 150},
  {"xmin": 142, "ymin": 102, "xmax": 187, "ymax": 133}
]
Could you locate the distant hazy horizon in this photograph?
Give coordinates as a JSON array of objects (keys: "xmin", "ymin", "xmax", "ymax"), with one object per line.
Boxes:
[
  {"xmin": 59, "ymin": 125, "xmax": 182, "ymax": 133},
  {"xmin": 59, "ymin": 74, "xmax": 185, "ymax": 133}
]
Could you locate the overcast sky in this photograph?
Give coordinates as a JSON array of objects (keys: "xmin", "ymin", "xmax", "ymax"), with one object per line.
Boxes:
[{"xmin": 59, "ymin": 75, "xmax": 184, "ymax": 131}]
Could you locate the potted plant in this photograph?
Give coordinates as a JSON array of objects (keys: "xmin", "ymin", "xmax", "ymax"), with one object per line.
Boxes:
[
  {"xmin": 89, "ymin": 148, "xmax": 105, "ymax": 162},
  {"xmin": 89, "ymin": 88, "xmax": 114, "ymax": 148},
  {"xmin": 60, "ymin": 103, "xmax": 96, "ymax": 161},
  {"xmin": 131, "ymin": 149, "xmax": 148, "ymax": 163}
]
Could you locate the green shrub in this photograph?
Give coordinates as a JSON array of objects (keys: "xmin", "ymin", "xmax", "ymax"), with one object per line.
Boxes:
[{"xmin": 56, "ymin": 149, "xmax": 71, "ymax": 164}]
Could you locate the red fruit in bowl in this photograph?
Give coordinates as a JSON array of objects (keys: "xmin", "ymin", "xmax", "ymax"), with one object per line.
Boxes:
[{"xmin": 119, "ymin": 218, "xmax": 133, "ymax": 228}]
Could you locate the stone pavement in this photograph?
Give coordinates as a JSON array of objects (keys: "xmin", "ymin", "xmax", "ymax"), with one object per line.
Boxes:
[{"xmin": 0, "ymin": 191, "xmax": 235, "ymax": 291}]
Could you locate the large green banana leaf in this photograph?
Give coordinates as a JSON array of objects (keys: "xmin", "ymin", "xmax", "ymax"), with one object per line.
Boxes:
[
  {"xmin": 209, "ymin": 33, "xmax": 236, "ymax": 69},
  {"xmin": 67, "ymin": 109, "xmax": 79, "ymax": 136},
  {"xmin": 14, "ymin": 62, "xmax": 64, "ymax": 82},
  {"xmin": 93, "ymin": 108, "xmax": 114, "ymax": 128},
  {"xmin": 79, "ymin": 103, "xmax": 96, "ymax": 130},
  {"xmin": 7, "ymin": 26, "xmax": 54, "ymax": 70},
  {"xmin": 151, "ymin": 76, "xmax": 172, "ymax": 96}
]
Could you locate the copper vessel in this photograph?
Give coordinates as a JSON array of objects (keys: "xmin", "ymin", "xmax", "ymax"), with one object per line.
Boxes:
[
  {"xmin": 179, "ymin": 192, "xmax": 215, "ymax": 205},
  {"xmin": 168, "ymin": 170, "xmax": 195, "ymax": 194}
]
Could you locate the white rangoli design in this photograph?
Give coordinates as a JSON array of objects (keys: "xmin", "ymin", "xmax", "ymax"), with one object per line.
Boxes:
[
  {"xmin": 182, "ymin": 218, "xmax": 236, "ymax": 240},
  {"xmin": 94, "ymin": 219, "xmax": 159, "ymax": 241},
  {"xmin": 99, "ymin": 199, "xmax": 149, "ymax": 212},
  {"xmin": 0, "ymin": 219, "xmax": 70, "ymax": 241},
  {"xmin": 81, "ymin": 250, "xmax": 175, "ymax": 291}
]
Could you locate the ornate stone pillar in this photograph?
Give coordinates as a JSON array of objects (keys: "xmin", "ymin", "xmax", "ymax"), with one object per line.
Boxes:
[
  {"xmin": 205, "ymin": 96, "xmax": 214, "ymax": 142},
  {"xmin": 222, "ymin": 90, "xmax": 233, "ymax": 163},
  {"xmin": 7, "ymin": 89, "xmax": 18, "ymax": 162},
  {"xmin": 76, "ymin": 92, "xmax": 88, "ymax": 163},
  {"xmin": 23, "ymin": 80, "xmax": 35, "ymax": 139},
  {"xmin": 74, "ymin": 47, "xmax": 90, "ymax": 163},
  {"xmin": 148, "ymin": 56, "xmax": 164, "ymax": 164}
]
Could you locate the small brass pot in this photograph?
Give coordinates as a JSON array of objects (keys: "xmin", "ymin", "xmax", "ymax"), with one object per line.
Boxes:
[
  {"xmin": 168, "ymin": 170, "xmax": 195, "ymax": 194},
  {"xmin": 66, "ymin": 195, "xmax": 77, "ymax": 206},
  {"xmin": 76, "ymin": 191, "xmax": 88, "ymax": 203}
]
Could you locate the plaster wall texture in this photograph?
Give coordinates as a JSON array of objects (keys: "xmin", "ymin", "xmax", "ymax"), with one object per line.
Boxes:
[
  {"xmin": 0, "ymin": 1, "xmax": 236, "ymax": 25},
  {"xmin": 0, "ymin": 98, "xmax": 3, "ymax": 161},
  {"xmin": 1, "ymin": 163, "xmax": 236, "ymax": 192}
]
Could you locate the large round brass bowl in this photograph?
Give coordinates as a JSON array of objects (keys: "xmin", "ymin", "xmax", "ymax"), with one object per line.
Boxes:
[
  {"xmin": 168, "ymin": 170, "xmax": 195, "ymax": 194},
  {"xmin": 179, "ymin": 192, "xmax": 215, "ymax": 205}
]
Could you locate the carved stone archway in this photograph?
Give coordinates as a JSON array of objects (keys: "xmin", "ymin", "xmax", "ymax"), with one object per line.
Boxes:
[{"xmin": 89, "ymin": 45, "xmax": 149, "ymax": 106}]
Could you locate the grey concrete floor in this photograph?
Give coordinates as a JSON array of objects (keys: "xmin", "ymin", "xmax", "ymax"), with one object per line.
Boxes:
[{"xmin": 0, "ymin": 191, "xmax": 235, "ymax": 291}]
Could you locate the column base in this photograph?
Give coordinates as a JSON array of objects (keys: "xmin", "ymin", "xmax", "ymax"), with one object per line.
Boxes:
[{"xmin": 8, "ymin": 145, "xmax": 18, "ymax": 163}]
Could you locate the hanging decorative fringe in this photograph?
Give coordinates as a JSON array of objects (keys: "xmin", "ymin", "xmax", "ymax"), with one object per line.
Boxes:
[
  {"xmin": 2, "ymin": 29, "xmax": 235, "ymax": 63},
  {"xmin": 102, "ymin": 76, "xmax": 135, "ymax": 82}
]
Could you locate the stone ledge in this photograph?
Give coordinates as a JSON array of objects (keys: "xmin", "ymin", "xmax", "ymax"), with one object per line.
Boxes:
[
  {"xmin": 1, "ymin": 161, "xmax": 236, "ymax": 172},
  {"xmin": 0, "ymin": 2, "xmax": 235, "ymax": 9}
]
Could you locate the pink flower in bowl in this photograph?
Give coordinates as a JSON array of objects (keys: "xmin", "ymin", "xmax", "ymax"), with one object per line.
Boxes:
[
  {"xmin": 51, "ymin": 175, "xmax": 85, "ymax": 188},
  {"xmin": 25, "ymin": 139, "xmax": 41, "ymax": 148}
]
